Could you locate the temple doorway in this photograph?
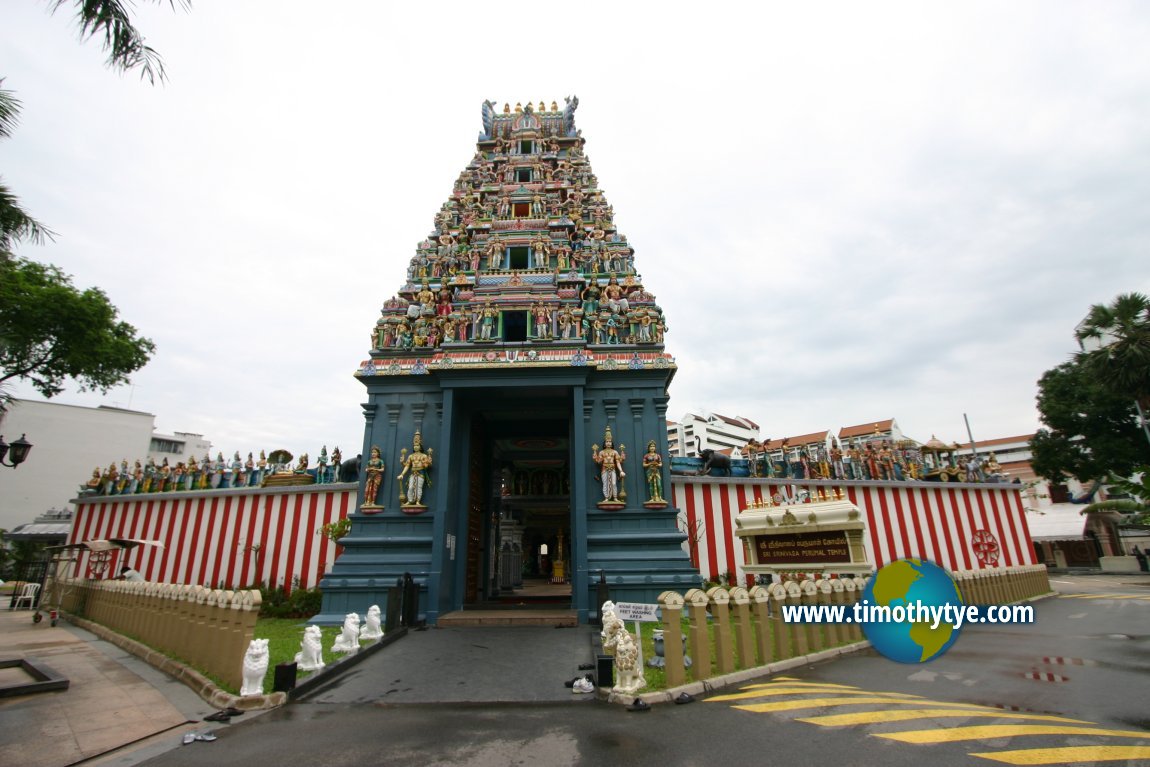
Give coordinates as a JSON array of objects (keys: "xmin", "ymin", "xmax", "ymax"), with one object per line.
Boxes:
[{"xmin": 462, "ymin": 388, "xmax": 573, "ymax": 609}]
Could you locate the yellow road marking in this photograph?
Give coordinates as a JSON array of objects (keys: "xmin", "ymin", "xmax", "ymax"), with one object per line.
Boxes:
[
  {"xmin": 709, "ymin": 687, "xmax": 921, "ymax": 703},
  {"xmin": 879, "ymin": 725, "xmax": 1150, "ymax": 744},
  {"xmin": 797, "ymin": 709, "xmax": 1093, "ymax": 727},
  {"xmin": 739, "ymin": 680, "xmax": 859, "ymax": 691},
  {"xmin": 1105, "ymin": 595, "xmax": 1148, "ymax": 599},
  {"xmin": 971, "ymin": 745, "xmax": 1150, "ymax": 764},
  {"xmin": 1067, "ymin": 595, "xmax": 1124, "ymax": 600},
  {"xmin": 733, "ymin": 696, "xmax": 991, "ymax": 714}
]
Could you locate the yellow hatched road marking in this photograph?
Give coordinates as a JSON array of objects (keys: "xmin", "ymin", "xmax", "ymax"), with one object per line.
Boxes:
[
  {"xmin": 733, "ymin": 696, "xmax": 992, "ymax": 714},
  {"xmin": 971, "ymin": 745, "xmax": 1150, "ymax": 764},
  {"xmin": 879, "ymin": 725, "xmax": 1150, "ymax": 744},
  {"xmin": 797, "ymin": 709, "xmax": 1093, "ymax": 727},
  {"xmin": 739, "ymin": 680, "xmax": 860, "ymax": 691},
  {"xmin": 709, "ymin": 687, "xmax": 921, "ymax": 703}
]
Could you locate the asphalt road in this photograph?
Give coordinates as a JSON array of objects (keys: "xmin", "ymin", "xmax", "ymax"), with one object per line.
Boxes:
[{"xmin": 139, "ymin": 574, "xmax": 1150, "ymax": 767}]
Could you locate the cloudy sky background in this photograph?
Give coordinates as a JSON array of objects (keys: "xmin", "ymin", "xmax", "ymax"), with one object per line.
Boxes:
[{"xmin": 3, "ymin": 1, "xmax": 1148, "ymax": 459}]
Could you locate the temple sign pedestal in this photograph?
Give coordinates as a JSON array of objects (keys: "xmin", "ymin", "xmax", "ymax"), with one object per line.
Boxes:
[{"xmin": 736, "ymin": 492, "xmax": 871, "ymax": 579}]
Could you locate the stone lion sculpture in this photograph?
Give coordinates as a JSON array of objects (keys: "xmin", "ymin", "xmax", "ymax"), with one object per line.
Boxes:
[
  {"xmin": 331, "ymin": 612, "xmax": 361, "ymax": 653},
  {"xmin": 294, "ymin": 625, "xmax": 325, "ymax": 671},
  {"xmin": 240, "ymin": 638, "xmax": 269, "ymax": 696},
  {"xmin": 612, "ymin": 630, "xmax": 643, "ymax": 694},
  {"xmin": 601, "ymin": 601, "xmax": 645, "ymax": 694},
  {"xmin": 359, "ymin": 605, "xmax": 384, "ymax": 640}
]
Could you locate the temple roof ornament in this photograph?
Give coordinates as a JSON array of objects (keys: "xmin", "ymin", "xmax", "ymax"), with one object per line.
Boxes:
[{"xmin": 360, "ymin": 98, "xmax": 674, "ymax": 377}]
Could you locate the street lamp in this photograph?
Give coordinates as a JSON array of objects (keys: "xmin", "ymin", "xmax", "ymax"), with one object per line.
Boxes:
[{"xmin": 0, "ymin": 434, "xmax": 34, "ymax": 468}]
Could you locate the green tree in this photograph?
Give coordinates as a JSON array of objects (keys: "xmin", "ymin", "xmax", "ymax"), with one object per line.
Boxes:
[
  {"xmin": 1030, "ymin": 359, "xmax": 1145, "ymax": 485},
  {"xmin": 0, "ymin": 258, "xmax": 155, "ymax": 399},
  {"xmin": 1, "ymin": 2, "xmax": 181, "ymax": 402}
]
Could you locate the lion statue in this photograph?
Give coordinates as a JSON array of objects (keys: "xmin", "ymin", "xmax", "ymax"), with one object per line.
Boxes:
[
  {"xmin": 240, "ymin": 638, "xmax": 269, "ymax": 696},
  {"xmin": 331, "ymin": 612, "xmax": 361, "ymax": 653},
  {"xmin": 294, "ymin": 625, "xmax": 325, "ymax": 671},
  {"xmin": 612, "ymin": 628, "xmax": 643, "ymax": 694},
  {"xmin": 600, "ymin": 601, "xmax": 645, "ymax": 694},
  {"xmin": 359, "ymin": 605, "xmax": 384, "ymax": 640}
]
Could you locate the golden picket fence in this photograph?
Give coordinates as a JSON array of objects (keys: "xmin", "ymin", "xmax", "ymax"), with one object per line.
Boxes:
[
  {"xmin": 58, "ymin": 578, "xmax": 261, "ymax": 690},
  {"xmin": 654, "ymin": 564, "xmax": 1052, "ymax": 689}
]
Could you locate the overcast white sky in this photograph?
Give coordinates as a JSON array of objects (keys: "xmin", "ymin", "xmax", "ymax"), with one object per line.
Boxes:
[{"xmin": 3, "ymin": 1, "xmax": 1148, "ymax": 460}]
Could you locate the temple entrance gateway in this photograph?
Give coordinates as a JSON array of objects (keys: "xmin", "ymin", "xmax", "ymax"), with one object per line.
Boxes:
[
  {"xmin": 460, "ymin": 390, "xmax": 574, "ymax": 609},
  {"xmin": 314, "ymin": 98, "xmax": 700, "ymax": 626}
]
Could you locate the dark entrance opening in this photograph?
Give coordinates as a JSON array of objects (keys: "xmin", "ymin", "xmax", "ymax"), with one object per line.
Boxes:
[
  {"xmin": 508, "ymin": 246, "xmax": 530, "ymax": 269},
  {"xmin": 462, "ymin": 389, "xmax": 573, "ymax": 609},
  {"xmin": 502, "ymin": 310, "xmax": 527, "ymax": 342}
]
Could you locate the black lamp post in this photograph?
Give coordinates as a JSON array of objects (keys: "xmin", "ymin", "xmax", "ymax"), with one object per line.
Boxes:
[{"xmin": 0, "ymin": 434, "xmax": 33, "ymax": 468}]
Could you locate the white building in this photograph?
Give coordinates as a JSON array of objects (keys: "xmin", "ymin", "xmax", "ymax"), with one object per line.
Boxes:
[
  {"xmin": 667, "ymin": 412, "xmax": 760, "ymax": 457},
  {"xmin": 0, "ymin": 399, "xmax": 211, "ymax": 532}
]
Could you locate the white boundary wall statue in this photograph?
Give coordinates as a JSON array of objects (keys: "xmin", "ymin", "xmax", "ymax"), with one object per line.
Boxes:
[
  {"xmin": 240, "ymin": 638, "xmax": 269, "ymax": 696},
  {"xmin": 295, "ymin": 625, "xmax": 326, "ymax": 671},
  {"xmin": 359, "ymin": 605, "xmax": 384, "ymax": 640},
  {"xmin": 332, "ymin": 612, "xmax": 361, "ymax": 653},
  {"xmin": 600, "ymin": 601, "xmax": 645, "ymax": 694}
]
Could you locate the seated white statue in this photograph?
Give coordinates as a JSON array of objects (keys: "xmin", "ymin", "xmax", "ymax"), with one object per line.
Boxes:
[
  {"xmin": 294, "ymin": 625, "xmax": 326, "ymax": 671},
  {"xmin": 359, "ymin": 604, "xmax": 384, "ymax": 640},
  {"xmin": 331, "ymin": 612, "xmax": 361, "ymax": 653},
  {"xmin": 240, "ymin": 638, "xmax": 269, "ymax": 696}
]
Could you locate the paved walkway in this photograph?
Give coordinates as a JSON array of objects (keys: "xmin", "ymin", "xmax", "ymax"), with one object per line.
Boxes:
[
  {"xmin": 300, "ymin": 624, "xmax": 600, "ymax": 705},
  {"xmin": 0, "ymin": 608, "xmax": 602, "ymax": 767},
  {"xmin": 0, "ymin": 608, "xmax": 216, "ymax": 767}
]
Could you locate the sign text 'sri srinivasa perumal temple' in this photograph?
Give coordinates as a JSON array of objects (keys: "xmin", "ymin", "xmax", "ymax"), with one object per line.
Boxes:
[{"xmin": 316, "ymin": 98, "xmax": 698, "ymax": 625}]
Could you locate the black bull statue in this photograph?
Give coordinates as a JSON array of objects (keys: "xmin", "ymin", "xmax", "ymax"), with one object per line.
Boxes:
[{"xmin": 698, "ymin": 448, "xmax": 732, "ymax": 476}]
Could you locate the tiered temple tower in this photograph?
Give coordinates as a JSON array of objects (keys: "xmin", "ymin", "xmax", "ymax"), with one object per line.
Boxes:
[{"xmin": 316, "ymin": 98, "xmax": 699, "ymax": 625}]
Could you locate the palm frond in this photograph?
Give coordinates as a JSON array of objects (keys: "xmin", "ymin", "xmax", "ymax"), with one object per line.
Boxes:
[{"xmin": 51, "ymin": 1, "xmax": 192, "ymax": 84}]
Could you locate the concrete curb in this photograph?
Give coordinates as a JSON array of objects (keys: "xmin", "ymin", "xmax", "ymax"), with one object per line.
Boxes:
[
  {"xmin": 64, "ymin": 613, "xmax": 286, "ymax": 710},
  {"xmin": 603, "ymin": 640, "xmax": 873, "ymax": 706}
]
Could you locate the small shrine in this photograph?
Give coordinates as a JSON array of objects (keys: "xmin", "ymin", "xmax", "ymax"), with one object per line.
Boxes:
[
  {"xmin": 316, "ymin": 98, "xmax": 697, "ymax": 625},
  {"xmin": 735, "ymin": 490, "xmax": 872, "ymax": 578}
]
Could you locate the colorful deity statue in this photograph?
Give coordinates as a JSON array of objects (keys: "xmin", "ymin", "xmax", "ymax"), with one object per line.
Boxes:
[
  {"xmin": 316, "ymin": 446, "xmax": 329, "ymax": 485},
  {"xmin": 642, "ymin": 440, "xmax": 666, "ymax": 508},
  {"xmin": 592, "ymin": 426, "xmax": 626, "ymax": 508},
  {"xmin": 362, "ymin": 445, "xmax": 385, "ymax": 510},
  {"xmin": 398, "ymin": 432, "xmax": 433, "ymax": 510}
]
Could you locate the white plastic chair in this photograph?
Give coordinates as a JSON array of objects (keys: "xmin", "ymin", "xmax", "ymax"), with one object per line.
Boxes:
[{"xmin": 12, "ymin": 582, "xmax": 40, "ymax": 609}]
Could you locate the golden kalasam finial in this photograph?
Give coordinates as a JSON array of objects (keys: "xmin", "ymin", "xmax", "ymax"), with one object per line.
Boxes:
[
  {"xmin": 551, "ymin": 101, "xmax": 558, "ymax": 111},
  {"xmin": 515, "ymin": 102, "xmax": 523, "ymax": 113},
  {"xmin": 538, "ymin": 101, "xmax": 545, "ymax": 112},
  {"xmin": 503, "ymin": 103, "xmax": 510, "ymax": 113}
]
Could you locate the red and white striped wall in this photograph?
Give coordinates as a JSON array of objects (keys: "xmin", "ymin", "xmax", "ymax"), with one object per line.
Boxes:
[
  {"xmin": 671, "ymin": 478, "xmax": 1035, "ymax": 581},
  {"xmin": 67, "ymin": 485, "xmax": 355, "ymax": 591}
]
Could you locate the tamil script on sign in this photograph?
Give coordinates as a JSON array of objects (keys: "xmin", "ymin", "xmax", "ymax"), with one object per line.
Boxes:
[
  {"xmin": 754, "ymin": 530, "xmax": 851, "ymax": 565},
  {"xmin": 614, "ymin": 602, "xmax": 659, "ymax": 622}
]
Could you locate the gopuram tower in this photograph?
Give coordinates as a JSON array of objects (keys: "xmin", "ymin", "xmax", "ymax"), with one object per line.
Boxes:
[{"xmin": 316, "ymin": 98, "xmax": 698, "ymax": 625}]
